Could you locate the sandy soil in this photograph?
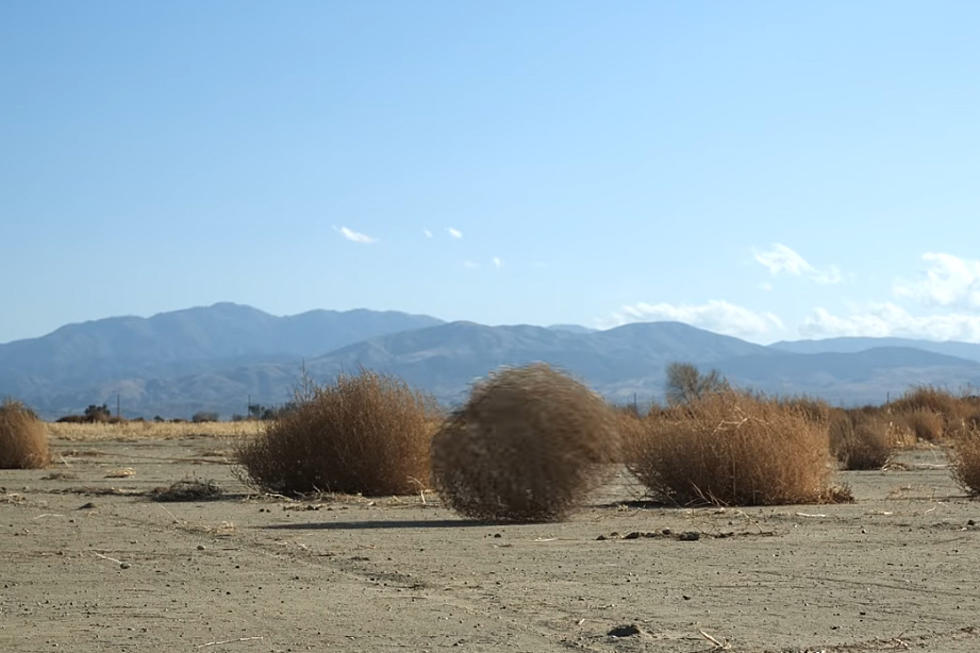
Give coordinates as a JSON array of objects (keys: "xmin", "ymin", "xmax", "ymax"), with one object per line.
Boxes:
[{"xmin": 2, "ymin": 435, "xmax": 979, "ymax": 653}]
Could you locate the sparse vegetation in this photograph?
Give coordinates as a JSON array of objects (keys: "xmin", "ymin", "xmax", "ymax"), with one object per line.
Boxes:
[
  {"xmin": 829, "ymin": 411, "xmax": 894, "ymax": 470},
  {"xmin": 431, "ymin": 364, "xmax": 620, "ymax": 522},
  {"xmin": 629, "ymin": 391, "xmax": 844, "ymax": 506},
  {"xmin": 0, "ymin": 399, "xmax": 50, "ymax": 469},
  {"xmin": 236, "ymin": 370, "xmax": 440, "ymax": 496},
  {"xmin": 900, "ymin": 408, "xmax": 946, "ymax": 442},
  {"xmin": 949, "ymin": 427, "xmax": 980, "ymax": 496}
]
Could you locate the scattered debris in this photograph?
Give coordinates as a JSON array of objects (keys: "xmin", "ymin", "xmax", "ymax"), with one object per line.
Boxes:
[
  {"xmin": 104, "ymin": 467, "xmax": 136, "ymax": 479},
  {"xmin": 149, "ymin": 479, "xmax": 223, "ymax": 502},
  {"xmin": 41, "ymin": 472, "xmax": 79, "ymax": 480},
  {"xmin": 598, "ymin": 529, "xmax": 773, "ymax": 541},
  {"xmin": 608, "ymin": 624, "xmax": 641, "ymax": 638}
]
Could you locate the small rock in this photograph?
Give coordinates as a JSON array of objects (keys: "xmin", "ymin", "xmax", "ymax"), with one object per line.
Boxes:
[
  {"xmin": 120, "ymin": 562, "xmax": 131, "ymax": 570},
  {"xmin": 968, "ymin": 519, "xmax": 976, "ymax": 526},
  {"xmin": 197, "ymin": 545, "xmax": 205, "ymax": 551},
  {"xmin": 608, "ymin": 624, "xmax": 641, "ymax": 638},
  {"xmin": 77, "ymin": 502, "xmax": 96, "ymax": 510},
  {"xmin": 596, "ymin": 535, "xmax": 608, "ymax": 541},
  {"xmin": 623, "ymin": 532, "xmax": 640, "ymax": 540},
  {"xmin": 678, "ymin": 531, "xmax": 700, "ymax": 541}
]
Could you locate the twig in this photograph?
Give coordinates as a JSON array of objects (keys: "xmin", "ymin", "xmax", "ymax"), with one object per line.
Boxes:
[
  {"xmin": 699, "ymin": 629, "xmax": 732, "ymax": 650},
  {"xmin": 795, "ymin": 512, "xmax": 827, "ymax": 518},
  {"xmin": 196, "ymin": 636, "xmax": 264, "ymax": 648},
  {"xmin": 93, "ymin": 552, "xmax": 126, "ymax": 566},
  {"xmin": 32, "ymin": 513, "xmax": 65, "ymax": 520}
]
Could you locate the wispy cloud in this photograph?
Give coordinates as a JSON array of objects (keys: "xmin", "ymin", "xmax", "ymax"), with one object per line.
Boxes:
[
  {"xmin": 753, "ymin": 243, "xmax": 841, "ymax": 284},
  {"xmin": 802, "ymin": 302, "xmax": 980, "ymax": 341},
  {"xmin": 463, "ymin": 260, "xmax": 479, "ymax": 269},
  {"xmin": 598, "ymin": 300, "xmax": 783, "ymax": 340},
  {"xmin": 333, "ymin": 225, "xmax": 377, "ymax": 244},
  {"xmin": 423, "ymin": 229, "xmax": 433, "ymax": 239},
  {"xmin": 492, "ymin": 256, "xmax": 502, "ymax": 269},
  {"xmin": 893, "ymin": 252, "xmax": 980, "ymax": 308},
  {"xmin": 447, "ymin": 227, "xmax": 463, "ymax": 239}
]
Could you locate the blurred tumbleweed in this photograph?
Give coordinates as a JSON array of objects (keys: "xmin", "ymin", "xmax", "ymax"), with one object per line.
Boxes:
[{"xmin": 430, "ymin": 364, "xmax": 620, "ymax": 522}]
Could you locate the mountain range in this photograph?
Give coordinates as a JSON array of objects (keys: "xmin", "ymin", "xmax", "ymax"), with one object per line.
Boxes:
[{"xmin": 3, "ymin": 302, "xmax": 980, "ymax": 419}]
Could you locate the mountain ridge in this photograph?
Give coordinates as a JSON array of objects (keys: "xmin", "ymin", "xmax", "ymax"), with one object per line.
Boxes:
[{"xmin": 4, "ymin": 303, "xmax": 980, "ymax": 418}]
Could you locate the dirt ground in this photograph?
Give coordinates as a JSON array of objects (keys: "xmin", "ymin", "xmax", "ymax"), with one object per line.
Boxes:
[{"xmin": 2, "ymin": 434, "xmax": 979, "ymax": 653}]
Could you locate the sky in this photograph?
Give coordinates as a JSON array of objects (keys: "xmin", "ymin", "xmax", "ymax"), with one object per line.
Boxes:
[{"xmin": 3, "ymin": 1, "xmax": 980, "ymax": 345}]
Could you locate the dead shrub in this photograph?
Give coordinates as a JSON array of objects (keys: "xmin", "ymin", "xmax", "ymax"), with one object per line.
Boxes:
[
  {"xmin": 629, "ymin": 391, "xmax": 841, "ymax": 506},
  {"xmin": 901, "ymin": 409, "xmax": 945, "ymax": 442},
  {"xmin": 0, "ymin": 399, "xmax": 50, "ymax": 469},
  {"xmin": 430, "ymin": 364, "xmax": 620, "ymax": 522},
  {"xmin": 949, "ymin": 428, "xmax": 980, "ymax": 496},
  {"xmin": 829, "ymin": 411, "xmax": 893, "ymax": 470},
  {"xmin": 236, "ymin": 370, "xmax": 440, "ymax": 496}
]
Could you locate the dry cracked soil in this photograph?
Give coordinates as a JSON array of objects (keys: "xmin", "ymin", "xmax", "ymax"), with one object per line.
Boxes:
[{"xmin": 2, "ymin": 434, "xmax": 979, "ymax": 652}]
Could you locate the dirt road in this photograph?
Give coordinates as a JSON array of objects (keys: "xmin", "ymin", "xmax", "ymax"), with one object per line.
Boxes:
[{"xmin": 2, "ymin": 435, "xmax": 978, "ymax": 652}]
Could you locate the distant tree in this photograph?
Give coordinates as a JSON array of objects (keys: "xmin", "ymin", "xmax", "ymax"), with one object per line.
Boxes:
[
  {"xmin": 664, "ymin": 362, "xmax": 730, "ymax": 406},
  {"xmin": 83, "ymin": 403, "xmax": 111, "ymax": 422},
  {"xmin": 192, "ymin": 411, "xmax": 219, "ymax": 423}
]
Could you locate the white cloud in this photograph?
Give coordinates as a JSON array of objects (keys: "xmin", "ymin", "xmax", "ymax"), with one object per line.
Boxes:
[
  {"xmin": 447, "ymin": 227, "xmax": 463, "ymax": 239},
  {"xmin": 463, "ymin": 260, "xmax": 479, "ymax": 269},
  {"xmin": 893, "ymin": 252, "xmax": 980, "ymax": 308},
  {"xmin": 492, "ymin": 256, "xmax": 502, "ymax": 269},
  {"xmin": 801, "ymin": 302, "xmax": 980, "ymax": 341},
  {"xmin": 753, "ymin": 243, "xmax": 841, "ymax": 284},
  {"xmin": 599, "ymin": 300, "xmax": 784, "ymax": 340},
  {"xmin": 758, "ymin": 281, "xmax": 773, "ymax": 292},
  {"xmin": 333, "ymin": 225, "xmax": 377, "ymax": 244},
  {"xmin": 423, "ymin": 229, "xmax": 433, "ymax": 239}
]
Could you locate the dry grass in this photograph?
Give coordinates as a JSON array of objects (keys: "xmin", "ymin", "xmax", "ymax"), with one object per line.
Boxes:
[
  {"xmin": 829, "ymin": 411, "xmax": 894, "ymax": 470},
  {"xmin": 900, "ymin": 408, "xmax": 946, "ymax": 442},
  {"xmin": 629, "ymin": 391, "xmax": 842, "ymax": 506},
  {"xmin": 236, "ymin": 370, "xmax": 440, "ymax": 496},
  {"xmin": 887, "ymin": 386, "xmax": 963, "ymax": 416},
  {"xmin": 46, "ymin": 420, "xmax": 264, "ymax": 441},
  {"xmin": 431, "ymin": 364, "xmax": 620, "ymax": 522},
  {"xmin": 0, "ymin": 399, "xmax": 50, "ymax": 469},
  {"xmin": 949, "ymin": 427, "xmax": 980, "ymax": 496}
]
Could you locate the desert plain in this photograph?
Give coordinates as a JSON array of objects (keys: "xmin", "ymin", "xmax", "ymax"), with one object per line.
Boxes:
[{"xmin": 1, "ymin": 429, "xmax": 979, "ymax": 653}]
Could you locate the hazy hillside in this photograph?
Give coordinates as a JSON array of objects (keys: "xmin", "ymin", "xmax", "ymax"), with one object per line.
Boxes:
[
  {"xmin": 770, "ymin": 337, "xmax": 980, "ymax": 363},
  {"xmin": 7, "ymin": 306, "xmax": 980, "ymax": 419}
]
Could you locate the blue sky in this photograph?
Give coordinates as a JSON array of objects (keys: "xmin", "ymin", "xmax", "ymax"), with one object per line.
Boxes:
[{"xmin": 3, "ymin": 1, "xmax": 980, "ymax": 344}]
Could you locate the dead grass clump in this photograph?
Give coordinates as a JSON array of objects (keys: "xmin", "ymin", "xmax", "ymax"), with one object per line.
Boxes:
[
  {"xmin": 949, "ymin": 427, "xmax": 980, "ymax": 496},
  {"xmin": 829, "ymin": 411, "xmax": 893, "ymax": 470},
  {"xmin": 901, "ymin": 408, "xmax": 946, "ymax": 442},
  {"xmin": 430, "ymin": 364, "xmax": 620, "ymax": 522},
  {"xmin": 149, "ymin": 479, "xmax": 223, "ymax": 502},
  {"xmin": 780, "ymin": 396, "xmax": 833, "ymax": 425},
  {"xmin": 888, "ymin": 386, "xmax": 962, "ymax": 417},
  {"xmin": 629, "ymin": 391, "xmax": 839, "ymax": 506},
  {"xmin": 236, "ymin": 370, "xmax": 440, "ymax": 496},
  {"xmin": 0, "ymin": 399, "xmax": 50, "ymax": 469}
]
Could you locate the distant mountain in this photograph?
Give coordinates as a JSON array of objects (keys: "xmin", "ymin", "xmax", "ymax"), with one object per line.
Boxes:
[
  {"xmin": 6, "ymin": 306, "xmax": 980, "ymax": 419},
  {"xmin": 770, "ymin": 336, "xmax": 980, "ymax": 363},
  {"xmin": 0, "ymin": 303, "xmax": 443, "ymax": 412},
  {"xmin": 546, "ymin": 324, "xmax": 597, "ymax": 334}
]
